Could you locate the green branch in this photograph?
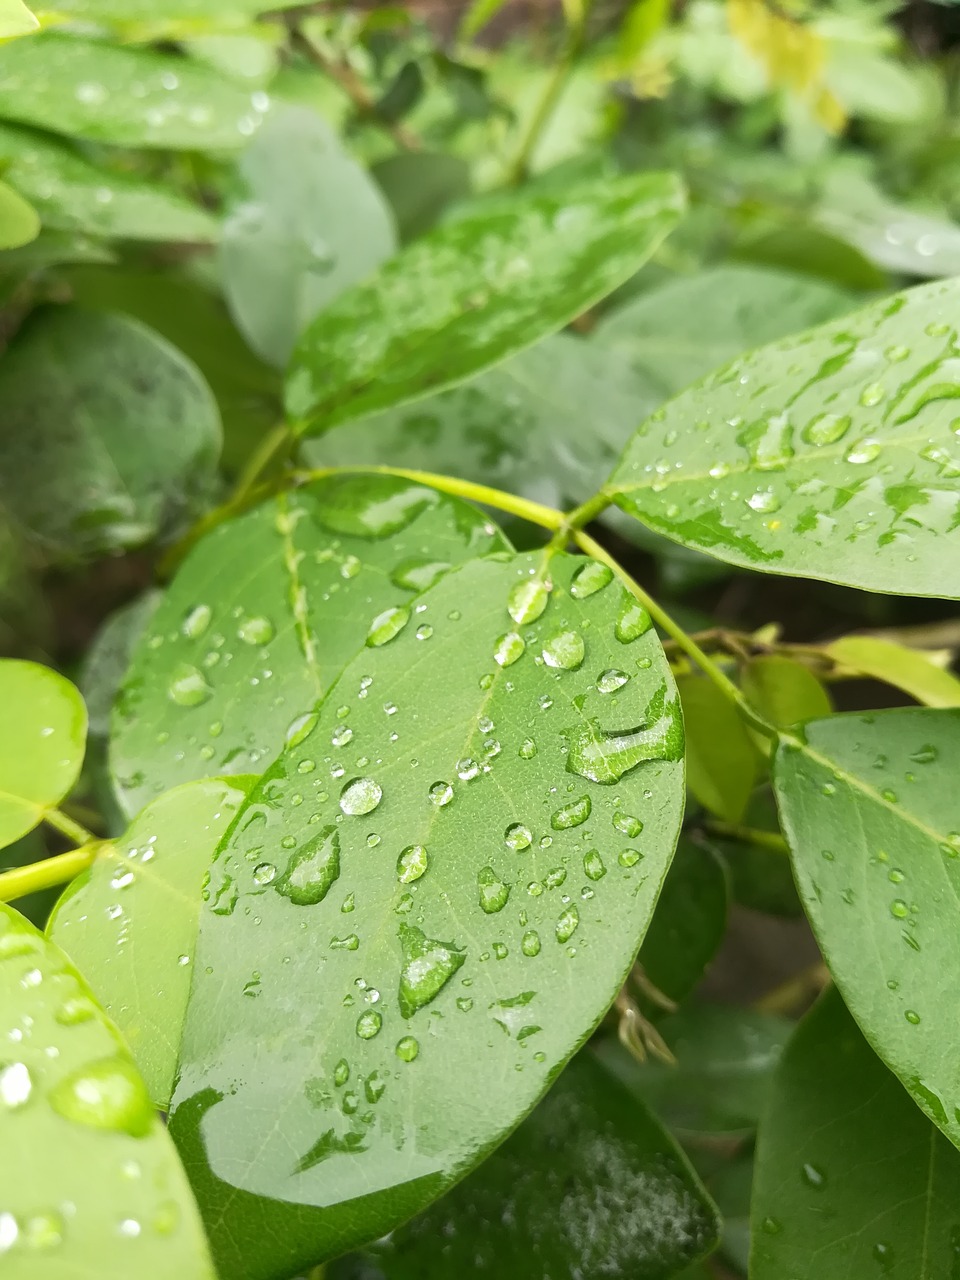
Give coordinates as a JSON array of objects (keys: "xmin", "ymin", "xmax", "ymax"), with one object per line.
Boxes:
[{"xmin": 0, "ymin": 842, "xmax": 101, "ymax": 904}]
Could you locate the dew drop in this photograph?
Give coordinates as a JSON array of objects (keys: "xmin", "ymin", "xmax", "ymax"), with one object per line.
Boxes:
[
  {"xmin": 182, "ymin": 604, "xmax": 212, "ymax": 639},
  {"xmin": 619, "ymin": 849, "xmax": 642, "ymax": 867},
  {"xmin": 583, "ymin": 849, "xmax": 607, "ymax": 880},
  {"xmin": 238, "ymin": 615, "xmax": 274, "ymax": 646},
  {"xmin": 507, "ymin": 578, "xmax": 549, "ymax": 624},
  {"xmin": 518, "ymin": 738, "xmax": 538, "ymax": 759},
  {"xmin": 340, "ymin": 777, "xmax": 382, "ymax": 816},
  {"xmin": 542, "ymin": 629, "xmax": 585, "ymax": 670},
  {"xmin": 49, "ymin": 1057, "xmax": 153, "ymax": 1137},
  {"xmin": 494, "ymin": 631, "xmax": 525, "ymax": 667},
  {"xmin": 477, "ymin": 866, "xmax": 510, "ymax": 913},
  {"xmin": 521, "ymin": 930, "xmax": 541, "ymax": 956},
  {"xmin": 845, "ymin": 439, "xmax": 882, "ymax": 465},
  {"xmin": 802, "ymin": 413, "xmax": 852, "ymax": 446},
  {"xmin": 366, "ymin": 606, "xmax": 410, "ymax": 647},
  {"xmin": 252, "ymin": 862, "xmax": 276, "ymax": 886},
  {"xmin": 167, "ymin": 665, "xmax": 212, "ymax": 707},
  {"xmin": 275, "ymin": 827, "xmax": 340, "ymax": 905},
  {"xmin": 356, "ymin": 1010, "xmax": 382, "ymax": 1039},
  {"xmin": 397, "ymin": 845, "xmax": 428, "ymax": 883},
  {"xmin": 428, "ymin": 781, "xmax": 454, "ymax": 807},
  {"xmin": 615, "ymin": 599, "xmax": 652, "ymax": 643},
  {"xmin": 570, "ymin": 561, "xmax": 613, "ymax": 599},
  {"xmin": 551, "ymin": 795, "xmax": 591, "ymax": 830},
  {"xmin": 396, "ymin": 1035, "xmax": 419, "ymax": 1061},
  {"xmin": 505, "ymin": 823, "xmax": 532, "ymax": 851},
  {"xmin": 555, "ymin": 906, "xmax": 580, "ymax": 943},
  {"xmin": 905, "ymin": 1009, "xmax": 921, "ymax": 1024},
  {"xmin": 597, "ymin": 668, "xmax": 629, "ymax": 694}
]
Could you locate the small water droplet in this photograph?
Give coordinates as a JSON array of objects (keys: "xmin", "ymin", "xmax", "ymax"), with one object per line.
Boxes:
[
  {"xmin": 597, "ymin": 668, "xmax": 629, "ymax": 694},
  {"xmin": 859, "ymin": 382, "xmax": 886, "ymax": 407},
  {"xmin": 49, "ymin": 1057, "xmax": 152, "ymax": 1137},
  {"xmin": 275, "ymin": 827, "xmax": 340, "ymax": 905},
  {"xmin": 619, "ymin": 849, "xmax": 642, "ymax": 867},
  {"xmin": 398, "ymin": 924, "xmax": 465, "ymax": 1016},
  {"xmin": 238, "ymin": 615, "xmax": 274, "ymax": 646},
  {"xmin": 583, "ymin": 849, "xmax": 606, "ymax": 880},
  {"xmin": 182, "ymin": 604, "xmax": 212, "ymax": 639},
  {"xmin": 285, "ymin": 711, "xmax": 318, "ymax": 748},
  {"xmin": 905, "ymin": 1009, "xmax": 921, "ymax": 1024},
  {"xmin": 802, "ymin": 413, "xmax": 852, "ymax": 446},
  {"xmin": 478, "ymin": 866, "xmax": 510, "ymax": 913},
  {"xmin": 555, "ymin": 906, "xmax": 579, "ymax": 943},
  {"xmin": 615, "ymin": 599, "xmax": 652, "ymax": 643},
  {"xmin": 428, "ymin": 781, "xmax": 454, "ymax": 807},
  {"xmin": 521, "ymin": 930, "xmax": 541, "ymax": 956},
  {"xmin": 494, "ymin": 632, "xmax": 525, "ymax": 667},
  {"xmin": 0, "ymin": 1062, "xmax": 31, "ymax": 1108},
  {"xmin": 801, "ymin": 1162, "xmax": 826, "ymax": 1189},
  {"xmin": 366, "ymin": 606, "xmax": 410, "ymax": 647},
  {"xmin": 846, "ymin": 439, "xmax": 882, "ymax": 465},
  {"xmin": 396, "ymin": 1035, "xmax": 419, "ymax": 1061},
  {"xmin": 416, "ymin": 624, "xmax": 434, "ymax": 641},
  {"xmin": 505, "ymin": 823, "xmax": 532, "ymax": 851},
  {"xmin": 613, "ymin": 813, "xmax": 643, "ymax": 837},
  {"xmin": 167, "ymin": 665, "xmax": 212, "ymax": 707},
  {"xmin": 253, "ymin": 862, "xmax": 276, "ymax": 886},
  {"xmin": 356, "ymin": 1011, "xmax": 382, "ymax": 1039},
  {"xmin": 551, "ymin": 795, "xmax": 591, "ymax": 830},
  {"xmin": 518, "ymin": 738, "xmax": 538, "ymax": 759},
  {"xmin": 397, "ymin": 845, "xmax": 428, "ymax": 883}
]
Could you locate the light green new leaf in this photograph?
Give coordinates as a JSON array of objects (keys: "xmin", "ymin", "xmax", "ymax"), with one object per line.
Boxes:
[
  {"xmin": 677, "ymin": 673, "xmax": 759, "ymax": 823},
  {"xmin": 110, "ymin": 474, "xmax": 510, "ymax": 818},
  {"xmin": 0, "ymin": 177, "xmax": 37, "ymax": 248},
  {"xmin": 608, "ymin": 278, "xmax": 960, "ymax": 597},
  {"xmin": 741, "ymin": 654, "xmax": 832, "ymax": 727},
  {"xmin": 49, "ymin": 778, "xmax": 251, "ymax": 1106},
  {"xmin": 0, "ymin": 0, "xmax": 37, "ymax": 38},
  {"xmin": 221, "ymin": 108, "xmax": 396, "ymax": 367},
  {"xmin": 48, "ymin": 0, "xmax": 292, "ymax": 21},
  {"xmin": 0, "ymin": 660, "xmax": 86, "ymax": 850},
  {"xmin": 593, "ymin": 265, "xmax": 856, "ymax": 404},
  {"xmin": 338, "ymin": 1051, "xmax": 720, "ymax": 1280},
  {"xmin": 168, "ymin": 550, "xmax": 685, "ymax": 1277},
  {"xmin": 284, "ymin": 171, "xmax": 685, "ymax": 432},
  {"xmin": 752, "ymin": 987, "xmax": 960, "ymax": 1279},
  {"xmin": 827, "ymin": 635, "xmax": 960, "ymax": 708},
  {"xmin": 0, "ymin": 307, "xmax": 221, "ymax": 562},
  {"xmin": 0, "ymin": 34, "xmax": 270, "ymax": 150},
  {"xmin": 599, "ymin": 1003, "xmax": 792, "ymax": 1139},
  {"xmin": 0, "ymin": 122, "xmax": 219, "ymax": 242},
  {"xmin": 0, "ymin": 903, "xmax": 215, "ymax": 1278},
  {"xmin": 775, "ymin": 709, "xmax": 960, "ymax": 1148}
]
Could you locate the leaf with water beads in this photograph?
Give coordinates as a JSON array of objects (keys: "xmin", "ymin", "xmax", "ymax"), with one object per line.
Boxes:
[
  {"xmin": 110, "ymin": 473, "xmax": 510, "ymax": 817},
  {"xmin": 774, "ymin": 708, "xmax": 960, "ymax": 1149},
  {"xmin": 0, "ymin": 902, "xmax": 215, "ymax": 1278},
  {"xmin": 608, "ymin": 277, "xmax": 960, "ymax": 597},
  {"xmin": 752, "ymin": 987, "xmax": 960, "ymax": 1280},
  {"xmin": 166, "ymin": 550, "xmax": 684, "ymax": 1278}
]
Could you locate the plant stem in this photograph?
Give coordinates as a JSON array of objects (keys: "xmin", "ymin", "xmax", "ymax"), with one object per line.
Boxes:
[
  {"xmin": 701, "ymin": 820, "xmax": 790, "ymax": 855},
  {"xmin": 43, "ymin": 807, "xmax": 96, "ymax": 847},
  {"xmin": 574, "ymin": 528, "xmax": 776, "ymax": 735},
  {"xmin": 0, "ymin": 843, "xmax": 101, "ymax": 903},
  {"xmin": 506, "ymin": 19, "xmax": 585, "ymax": 185},
  {"xmin": 754, "ymin": 961, "xmax": 830, "ymax": 1016},
  {"xmin": 296, "ymin": 464, "xmax": 566, "ymax": 533},
  {"xmin": 232, "ymin": 421, "xmax": 295, "ymax": 505}
]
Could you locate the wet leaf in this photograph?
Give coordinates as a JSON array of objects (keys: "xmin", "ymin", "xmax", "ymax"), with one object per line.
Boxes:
[
  {"xmin": 167, "ymin": 550, "xmax": 684, "ymax": 1276},
  {"xmin": 221, "ymin": 107, "xmax": 396, "ymax": 367},
  {"xmin": 752, "ymin": 986, "xmax": 960, "ymax": 1279},
  {"xmin": 0, "ymin": 902, "xmax": 215, "ymax": 1278},
  {"xmin": 0, "ymin": 33, "xmax": 270, "ymax": 150},
  {"xmin": 335, "ymin": 1051, "xmax": 720, "ymax": 1280},
  {"xmin": 741, "ymin": 655, "xmax": 831, "ymax": 728},
  {"xmin": 0, "ymin": 308, "xmax": 221, "ymax": 563},
  {"xmin": 638, "ymin": 837, "xmax": 729, "ymax": 1005},
  {"xmin": 599, "ymin": 1003, "xmax": 791, "ymax": 1139},
  {"xmin": 284, "ymin": 171, "xmax": 685, "ymax": 432},
  {"xmin": 0, "ymin": 122, "xmax": 219, "ymax": 243},
  {"xmin": 79, "ymin": 593, "xmax": 162, "ymax": 741},
  {"xmin": 608, "ymin": 278, "xmax": 960, "ymax": 597},
  {"xmin": 49, "ymin": 778, "xmax": 251, "ymax": 1106},
  {"xmin": 110, "ymin": 474, "xmax": 510, "ymax": 817},
  {"xmin": 0, "ymin": 177, "xmax": 38, "ymax": 249},
  {"xmin": 0, "ymin": 661, "xmax": 86, "ymax": 851},
  {"xmin": 677, "ymin": 674, "xmax": 759, "ymax": 823},
  {"xmin": 774, "ymin": 708, "xmax": 960, "ymax": 1148},
  {"xmin": 826, "ymin": 635, "xmax": 960, "ymax": 708}
]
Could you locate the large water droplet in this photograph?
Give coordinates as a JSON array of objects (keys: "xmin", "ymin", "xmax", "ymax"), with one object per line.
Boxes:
[
  {"xmin": 802, "ymin": 413, "xmax": 851, "ymax": 446},
  {"xmin": 542, "ymin": 629, "xmax": 585, "ymax": 670},
  {"xmin": 504, "ymin": 823, "xmax": 532, "ymax": 851},
  {"xmin": 275, "ymin": 827, "xmax": 340, "ymax": 905},
  {"xmin": 397, "ymin": 845, "xmax": 428, "ymax": 883},
  {"xmin": 238, "ymin": 615, "xmax": 274, "ymax": 646},
  {"xmin": 182, "ymin": 604, "xmax": 212, "ymax": 639},
  {"xmin": 566, "ymin": 689, "xmax": 683, "ymax": 784},
  {"xmin": 583, "ymin": 849, "xmax": 606, "ymax": 880},
  {"xmin": 366, "ymin": 606, "xmax": 410, "ymax": 647},
  {"xmin": 615, "ymin": 599, "xmax": 652, "ymax": 643},
  {"xmin": 477, "ymin": 866, "xmax": 510, "ymax": 913},
  {"xmin": 49, "ymin": 1057, "xmax": 153, "ymax": 1137},
  {"xmin": 551, "ymin": 795, "xmax": 591, "ymax": 830},
  {"xmin": 168, "ymin": 665, "xmax": 212, "ymax": 707},
  {"xmin": 428, "ymin": 781, "xmax": 453, "ymax": 807},
  {"xmin": 494, "ymin": 632, "xmax": 525, "ymax": 667},
  {"xmin": 507, "ymin": 578, "xmax": 549, "ymax": 624},
  {"xmin": 395, "ymin": 1035, "xmax": 419, "ymax": 1061},
  {"xmin": 356, "ymin": 1011, "xmax": 382, "ymax": 1040},
  {"xmin": 597, "ymin": 669, "xmax": 629, "ymax": 694},
  {"xmin": 397, "ymin": 924, "xmax": 465, "ymax": 1017},
  {"xmin": 555, "ymin": 906, "xmax": 580, "ymax": 943},
  {"xmin": 340, "ymin": 777, "xmax": 382, "ymax": 816},
  {"xmin": 570, "ymin": 560, "xmax": 613, "ymax": 599}
]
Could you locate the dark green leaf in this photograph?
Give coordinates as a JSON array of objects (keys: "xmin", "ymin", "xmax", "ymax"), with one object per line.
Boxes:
[
  {"xmin": 774, "ymin": 708, "xmax": 960, "ymax": 1148},
  {"xmin": 0, "ymin": 307, "xmax": 221, "ymax": 562},
  {"xmin": 0, "ymin": 34, "xmax": 270, "ymax": 150},
  {"xmin": 371, "ymin": 151, "xmax": 471, "ymax": 242},
  {"xmin": 752, "ymin": 986, "xmax": 960, "ymax": 1279},
  {"xmin": 609, "ymin": 278, "xmax": 960, "ymax": 597},
  {"xmin": 220, "ymin": 107, "xmax": 396, "ymax": 367},
  {"xmin": 0, "ymin": 902, "xmax": 215, "ymax": 1278},
  {"xmin": 337, "ymin": 1051, "xmax": 720, "ymax": 1280},
  {"xmin": 0, "ymin": 660, "xmax": 86, "ymax": 850},
  {"xmin": 0, "ymin": 122, "xmax": 219, "ymax": 242},
  {"xmin": 110, "ymin": 474, "xmax": 510, "ymax": 817},
  {"xmin": 284, "ymin": 172, "xmax": 685, "ymax": 432},
  {"xmin": 168, "ymin": 549, "xmax": 685, "ymax": 1276}
]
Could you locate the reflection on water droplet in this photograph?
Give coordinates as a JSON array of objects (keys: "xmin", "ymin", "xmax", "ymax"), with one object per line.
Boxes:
[
  {"xmin": 583, "ymin": 849, "xmax": 606, "ymax": 880},
  {"xmin": 398, "ymin": 924, "xmax": 465, "ymax": 1017},
  {"xmin": 518, "ymin": 739, "xmax": 538, "ymax": 759},
  {"xmin": 397, "ymin": 845, "xmax": 428, "ymax": 883},
  {"xmin": 429, "ymin": 781, "xmax": 454, "ymax": 807},
  {"xmin": 551, "ymin": 795, "xmax": 591, "ymax": 830},
  {"xmin": 0, "ymin": 1062, "xmax": 31, "ymax": 1108},
  {"xmin": 619, "ymin": 849, "xmax": 642, "ymax": 867},
  {"xmin": 802, "ymin": 413, "xmax": 851, "ymax": 446},
  {"xmin": 253, "ymin": 862, "xmax": 276, "ymax": 886},
  {"xmin": 238, "ymin": 616, "xmax": 274, "ymax": 646},
  {"xmin": 845, "ymin": 439, "xmax": 881, "ymax": 465},
  {"xmin": 521, "ymin": 930, "xmax": 541, "ymax": 956},
  {"xmin": 555, "ymin": 906, "xmax": 579, "ymax": 943},
  {"xmin": 597, "ymin": 668, "xmax": 629, "ymax": 694},
  {"xmin": 905, "ymin": 1009, "xmax": 921, "ymax": 1024},
  {"xmin": 478, "ymin": 866, "xmax": 510, "ymax": 913},
  {"xmin": 340, "ymin": 777, "xmax": 382, "ymax": 816},
  {"xmin": 542, "ymin": 629, "xmax": 585, "ymax": 670},
  {"xmin": 505, "ymin": 823, "xmax": 532, "ymax": 851},
  {"xmin": 275, "ymin": 827, "xmax": 340, "ymax": 906},
  {"xmin": 366, "ymin": 606, "xmax": 410, "ymax": 647},
  {"xmin": 494, "ymin": 632, "xmax": 525, "ymax": 667},
  {"xmin": 615, "ymin": 599, "xmax": 652, "ymax": 643},
  {"xmin": 396, "ymin": 1035, "xmax": 419, "ymax": 1061},
  {"xmin": 570, "ymin": 560, "xmax": 613, "ymax": 599},
  {"xmin": 49, "ymin": 1057, "xmax": 152, "ymax": 1137},
  {"xmin": 356, "ymin": 1011, "xmax": 382, "ymax": 1039},
  {"xmin": 182, "ymin": 604, "xmax": 211, "ymax": 639},
  {"xmin": 507, "ymin": 578, "xmax": 549, "ymax": 624},
  {"xmin": 168, "ymin": 665, "xmax": 212, "ymax": 707}
]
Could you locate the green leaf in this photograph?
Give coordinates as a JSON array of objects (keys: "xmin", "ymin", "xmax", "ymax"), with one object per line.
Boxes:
[
  {"xmin": 741, "ymin": 655, "xmax": 832, "ymax": 728},
  {"xmin": 167, "ymin": 550, "xmax": 685, "ymax": 1276},
  {"xmin": 49, "ymin": 778, "xmax": 251, "ymax": 1106},
  {"xmin": 110, "ymin": 474, "xmax": 511, "ymax": 817},
  {"xmin": 221, "ymin": 107, "xmax": 396, "ymax": 367},
  {"xmin": 599, "ymin": 1003, "xmax": 791, "ymax": 1139},
  {"xmin": 774, "ymin": 708, "xmax": 960, "ymax": 1148},
  {"xmin": 337, "ymin": 1050, "xmax": 720, "ymax": 1280},
  {"xmin": 48, "ymin": 0, "xmax": 292, "ymax": 22},
  {"xmin": 0, "ymin": 307, "xmax": 221, "ymax": 562},
  {"xmin": 0, "ymin": 33, "xmax": 270, "ymax": 150},
  {"xmin": 608, "ymin": 277, "xmax": 960, "ymax": 597},
  {"xmin": 0, "ymin": 902, "xmax": 215, "ymax": 1277},
  {"xmin": 638, "ymin": 836, "xmax": 729, "ymax": 1005},
  {"xmin": 677, "ymin": 674, "xmax": 759, "ymax": 823},
  {"xmin": 0, "ymin": 122, "xmax": 219, "ymax": 242},
  {"xmin": 79, "ymin": 593, "xmax": 162, "ymax": 741},
  {"xmin": 284, "ymin": 171, "xmax": 685, "ymax": 432},
  {"xmin": 592, "ymin": 264, "xmax": 856, "ymax": 404},
  {"xmin": 370, "ymin": 151, "xmax": 471, "ymax": 243},
  {"xmin": 752, "ymin": 986, "xmax": 960, "ymax": 1279},
  {"xmin": 0, "ymin": 177, "xmax": 38, "ymax": 248},
  {"xmin": 826, "ymin": 635, "xmax": 960, "ymax": 708},
  {"xmin": 459, "ymin": 0, "xmax": 510, "ymax": 40},
  {"xmin": 0, "ymin": 660, "xmax": 86, "ymax": 850},
  {"xmin": 0, "ymin": 0, "xmax": 37, "ymax": 38}
]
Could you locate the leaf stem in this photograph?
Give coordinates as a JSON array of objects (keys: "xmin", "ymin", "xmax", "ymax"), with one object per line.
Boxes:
[
  {"xmin": 573, "ymin": 528, "xmax": 775, "ymax": 735},
  {"xmin": 0, "ymin": 843, "xmax": 101, "ymax": 903},
  {"xmin": 43, "ymin": 807, "xmax": 96, "ymax": 847},
  {"xmin": 701, "ymin": 820, "xmax": 790, "ymax": 855},
  {"xmin": 232, "ymin": 421, "xmax": 295, "ymax": 505},
  {"xmin": 506, "ymin": 18, "xmax": 586, "ymax": 185}
]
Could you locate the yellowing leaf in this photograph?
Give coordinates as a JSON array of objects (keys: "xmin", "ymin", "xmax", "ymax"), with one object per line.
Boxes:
[{"xmin": 826, "ymin": 636, "xmax": 960, "ymax": 709}]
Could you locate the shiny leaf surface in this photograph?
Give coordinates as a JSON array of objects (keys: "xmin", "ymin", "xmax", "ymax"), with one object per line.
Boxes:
[
  {"xmin": 284, "ymin": 172, "xmax": 685, "ymax": 432},
  {"xmin": 168, "ymin": 550, "xmax": 685, "ymax": 1276}
]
